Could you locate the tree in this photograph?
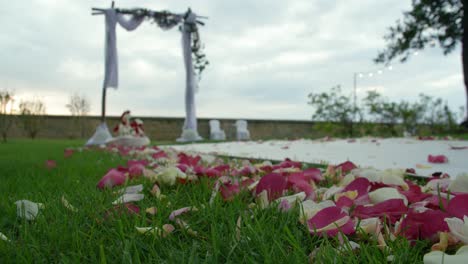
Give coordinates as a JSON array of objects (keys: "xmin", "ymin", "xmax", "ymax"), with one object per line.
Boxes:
[
  {"xmin": 19, "ymin": 99, "xmax": 46, "ymax": 139},
  {"xmin": 0, "ymin": 90, "xmax": 15, "ymax": 142},
  {"xmin": 363, "ymin": 91, "xmax": 400, "ymax": 136},
  {"xmin": 66, "ymin": 93, "xmax": 91, "ymax": 138},
  {"xmin": 375, "ymin": 0, "xmax": 468, "ymax": 125},
  {"xmin": 66, "ymin": 93, "xmax": 91, "ymax": 117},
  {"xmin": 308, "ymin": 85, "xmax": 361, "ymax": 136}
]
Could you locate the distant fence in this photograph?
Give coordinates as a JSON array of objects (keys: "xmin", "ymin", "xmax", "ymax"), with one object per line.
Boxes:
[{"xmin": 6, "ymin": 115, "xmax": 316, "ymax": 141}]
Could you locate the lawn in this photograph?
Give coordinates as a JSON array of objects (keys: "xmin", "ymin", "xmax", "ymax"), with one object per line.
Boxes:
[{"xmin": 0, "ymin": 139, "xmax": 460, "ymax": 263}]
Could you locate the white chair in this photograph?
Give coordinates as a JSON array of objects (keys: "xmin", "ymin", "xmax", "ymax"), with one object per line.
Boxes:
[
  {"xmin": 234, "ymin": 120, "xmax": 250, "ymax": 141},
  {"xmin": 209, "ymin": 120, "xmax": 226, "ymax": 140}
]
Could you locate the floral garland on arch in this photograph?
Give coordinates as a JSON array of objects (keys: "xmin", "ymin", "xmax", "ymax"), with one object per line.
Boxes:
[{"xmin": 114, "ymin": 8, "xmax": 209, "ymax": 80}]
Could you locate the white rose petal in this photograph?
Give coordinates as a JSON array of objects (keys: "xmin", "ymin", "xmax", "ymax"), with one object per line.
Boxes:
[
  {"xmin": 423, "ymin": 245, "xmax": 468, "ymax": 264},
  {"xmin": 112, "ymin": 193, "xmax": 144, "ymax": 205},
  {"xmin": 15, "ymin": 200, "xmax": 44, "ymax": 220},
  {"xmin": 449, "ymin": 173, "xmax": 468, "ymax": 193},
  {"xmin": 0, "ymin": 231, "xmax": 10, "ymax": 242},
  {"xmin": 445, "ymin": 216, "xmax": 468, "ymax": 244},
  {"xmin": 369, "ymin": 187, "xmax": 408, "ymax": 206}
]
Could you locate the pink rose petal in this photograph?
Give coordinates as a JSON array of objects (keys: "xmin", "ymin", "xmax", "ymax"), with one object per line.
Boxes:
[
  {"xmin": 428, "ymin": 155, "xmax": 448, "ymax": 164},
  {"xmin": 398, "ymin": 209, "xmax": 450, "ymax": 240},
  {"xmin": 307, "ymin": 206, "xmax": 355, "ymax": 236},
  {"xmin": 447, "ymin": 194, "xmax": 468, "ymax": 219},
  {"xmin": 64, "ymin": 149, "xmax": 74, "ymax": 158},
  {"xmin": 45, "ymin": 160, "xmax": 57, "ymax": 170},
  {"xmin": 302, "ymin": 168, "xmax": 324, "ymax": 182},
  {"xmin": 128, "ymin": 164, "xmax": 145, "ymax": 179},
  {"xmin": 169, "ymin": 207, "xmax": 196, "ymax": 221},
  {"xmin": 220, "ymin": 183, "xmax": 240, "ymax": 201},
  {"xmin": 343, "ymin": 177, "xmax": 370, "ymax": 198},
  {"xmin": 255, "ymin": 173, "xmax": 288, "ymax": 201},
  {"xmin": 334, "ymin": 161, "xmax": 357, "ymax": 174},
  {"xmin": 97, "ymin": 169, "xmax": 127, "ymax": 189},
  {"xmin": 353, "ymin": 199, "xmax": 407, "ymax": 224},
  {"xmin": 178, "ymin": 153, "xmax": 201, "ymax": 167}
]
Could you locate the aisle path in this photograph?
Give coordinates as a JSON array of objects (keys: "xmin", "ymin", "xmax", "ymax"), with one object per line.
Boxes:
[{"xmin": 169, "ymin": 138, "xmax": 468, "ymax": 178}]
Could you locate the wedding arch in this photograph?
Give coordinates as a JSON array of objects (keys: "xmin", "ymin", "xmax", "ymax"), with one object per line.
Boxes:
[{"xmin": 86, "ymin": 2, "xmax": 208, "ymax": 145}]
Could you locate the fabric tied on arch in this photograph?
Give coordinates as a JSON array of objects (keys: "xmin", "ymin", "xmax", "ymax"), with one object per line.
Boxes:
[{"xmin": 102, "ymin": 9, "xmax": 145, "ymax": 89}]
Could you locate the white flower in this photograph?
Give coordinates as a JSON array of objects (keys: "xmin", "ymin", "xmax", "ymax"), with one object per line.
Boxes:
[{"xmin": 445, "ymin": 216, "xmax": 468, "ymax": 244}]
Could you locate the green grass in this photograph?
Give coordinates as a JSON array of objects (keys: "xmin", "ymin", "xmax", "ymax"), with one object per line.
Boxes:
[{"xmin": 0, "ymin": 139, "xmax": 432, "ymax": 263}]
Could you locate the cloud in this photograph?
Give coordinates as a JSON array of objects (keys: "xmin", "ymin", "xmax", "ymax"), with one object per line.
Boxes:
[{"xmin": 0, "ymin": 0, "xmax": 466, "ymax": 121}]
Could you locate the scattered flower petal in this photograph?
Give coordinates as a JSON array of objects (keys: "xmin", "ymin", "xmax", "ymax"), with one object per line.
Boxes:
[
  {"xmin": 169, "ymin": 206, "xmax": 197, "ymax": 221},
  {"xmin": 150, "ymin": 184, "xmax": 161, "ymax": 197},
  {"xmin": 15, "ymin": 200, "xmax": 44, "ymax": 220},
  {"xmin": 61, "ymin": 196, "xmax": 78, "ymax": 212},
  {"xmin": 145, "ymin": 207, "xmax": 158, "ymax": 215},
  {"xmin": 0, "ymin": 231, "xmax": 10, "ymax": 242},
  {"xmin": 369, "ymin": 187, "xmax": 408, "ymax": 206},
  {"xmin": 156, "ymin": 167, "xmax": 186, "ymax": 186},
  {"xmin": 448, "ymin": 174, "xmax": 468, "ymax": 193},
  {"xmin": 45, "ymin": 159, "xmax": 57, "ymax": 170},
  {"xmin": 423, "ymin": 245, "xmax": 468, "ymax": 264},
  {"xmin": 307, "ymin": 206, "xmax": 355, "ymax": 236},
  {"xmin": 428, "ymin": 155, "xmax": 448, "ymax": 164},
  {"xmin": 97, "ymin": 169, "xmax": 127, "ymax": 189},
  {"xmin": 445, "ymin": 216, "xmax": 468, "ymax": 244},
  {"xmin": 447, "ymin": 194, "xmax": 468, "ymax": 219},
  {"xmin": 112, "ymin": 193, "xmax": 144, "ymax": 205},
  {"xmin": 255, "ymin": 173, "xmax": 288, "ymax": 201}
]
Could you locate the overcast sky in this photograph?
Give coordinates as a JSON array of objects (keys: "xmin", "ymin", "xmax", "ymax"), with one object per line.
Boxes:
[{"xmin": 1, "ymin": 0, "xmax": 465, "ymax": 121}]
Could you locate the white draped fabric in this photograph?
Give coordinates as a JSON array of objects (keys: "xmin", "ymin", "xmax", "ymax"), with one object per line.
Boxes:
[
  {"xmin": 103, "ymin": 9, "xmax": 145, "ymax": 89},
  {"xmin": 87, "ymin": 7, "xmax": 203, "ymax": 146},
  {"xmin": 177, "ymin": 11, "xmax": 202, "ymax": 142}
]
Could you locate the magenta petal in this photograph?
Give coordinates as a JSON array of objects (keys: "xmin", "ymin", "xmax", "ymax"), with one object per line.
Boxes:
[
  {"xmin": 289, "ymin": 179, "xmax": 314, "ymax": 198},
  {"xmin": 423, "ymin": 195, "xmax": 449, "ymax": 210},
  {"xmin": 399, "ymin": 182, "xmax": 431, "ymax": 204},
  {"xmin": 152, "ymin": 151, "xmax": 168, "ymax": 160},
  {"xmin": 255, "ymin": 173, "xmax": 288, "ymax": 201},
  {"xmin": 220, "ymin": 183, "xmax": 240, "ymax": 201},
  {"xmin": 336, "ymin": 196, "xmax": 354, "ymax": 209},
  {"xmin": 343, "ymin": 177, "xmax": 370, "ymax": 198},
  {"xmin": 178, "ymin": 153, "xmax": 201, "ymax": 167},
  {"xmin": 97, "ymin": 169, "xmax": 127, "ymax": 189},
  {"xmin": 279, "ymin": 158, "xmax": 302, "ymax": 169},
  {"xmin": 45, "ymin": 160, "xmax": 57, "ymax": 170},
  {"xmin": 177, "ymin": 164, "xmax": 189, "ymax": 173},
  {"xmin": 428, "ymin": 154, "xmax": 448, "ymax": 164},
  {"xmin": 334, "ymin": 161, "xmax": 357, "ymax": 174},
  {"xmin": 307, "ymin": 206, "xmax": 355, "ymax": 236},
  {"xmin": 399, "ymin": 209, "xmax": 450, "ymax": 240},
  {"xmin": 447, "ymin": 194, "xmax": 468, "ymax": 219},
  {"xmin": 213, "ymin": 164, "xmax": 230, "ymax": 174},
  {"xmin": 308, "ymin": 206, "xmax": 346, "ymax": 229},
  {"xmin": 64, "ymin": 149, "xmax": 74, "ymax": 158},
  {"xmin": 302, "ymin": 168, "xmax": 323, "ymax": 182},
  {"xmin": 353, "ymin": 199, "xmax": 407, "ymax": 223},
  {"xmin": 128, "ymin": 164, "xmax": 145, "ymax": 179},
  {"xmin": 204, "ymin": 168, "xmax": 221, "ymax": 178}
]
